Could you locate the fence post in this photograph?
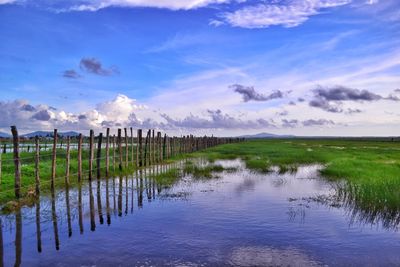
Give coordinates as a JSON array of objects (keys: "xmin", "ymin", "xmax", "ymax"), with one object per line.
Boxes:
[
  {"xmin": 89, "ymin": 130, "xmax": 94, "ymax": 180},
  {"xmin": 11, "ymin": 126, "xmax": 21, "ymax": 198},
  {"xmin": 51, "ymin": 129, "xmax": 58, "ymax": 189},
  {"xmin": 106, "ymin": 128, "xmax": 110, "ymax": 176},
  {"xmin": 113, "ymin": 135, "xmax": 116, "ymax": 171},
  {"xmin": 77, "ymin": 134, "xmax": 83, "ymax": 182},
  {"xmin": 144, "ymin": 130, "xmax": 150, "ymax": 166},
  {"xmin": 124, "ymin": 128, "xmax": 128, "ymax": 168},
  {"xmin": 138, "ymin": 129, "xmax": 143, "ymax": 167},
  {"xmin": 118, "ymin": 129, "xmax": 123, "ymax": 170},
  {"xmin": 130, "ymin": 127, "xmax": 134, "ymax": 166},
  {"xmin": 34, "ymin": 136, "xmax": 40, "ymax": 194},
  {"xmin": 65, "ymin": 136, "xmax": 70, "ymax": 185},
  {"xmin": 97, "ymin": 133, "xmax": 103, "ymax": 178}
]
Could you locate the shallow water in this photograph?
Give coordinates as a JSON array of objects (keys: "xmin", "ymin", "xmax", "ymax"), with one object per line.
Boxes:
[{"xmin": 1, "ymin": 159, "xmax": 400, "ymax": 266}]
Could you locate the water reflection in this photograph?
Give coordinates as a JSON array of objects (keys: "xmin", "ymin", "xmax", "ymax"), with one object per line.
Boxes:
[{"xmin": 1, "ymin": 160, "xmax": 400, "ymax": 266}]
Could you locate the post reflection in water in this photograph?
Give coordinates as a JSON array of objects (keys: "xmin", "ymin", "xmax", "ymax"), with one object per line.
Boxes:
[
  {"xmin": 65, "ymin": 183, "xmax": 72, "ymax": 237},
  {"xmin": 78, "ymin": 183, "xmax": 84, "ymax": 234},
  {"xmin": 125, "ymin": 176, "xmax": 128, "ymax": 215},
  {"xmin": 97, "ymin": 178, "xmax": 104, "ymax": 225},
  {"xmin": 0, "ymin": 218, "xmax": 3, "ymax": 267},
  {"xmin": 106, "ymin": 176, "xmax": 111, "ymax": 225},
  {"xmin": 51, "ymin": 188, "xmax": 60, "ymax": 250},
  {"xmin": 118, "ymin": 176, "xmax": 123, "ymax": 217},
  {"xmin": 35, "ymin": 195, "xmax": 42, "ymax": 253},
  {"xmin": 15, "ymin": 210, "xmax": 22, "ymax": 267},
  {"xmin": 138, "ymin": 170, "xmax": 144, "ymax": 208},
  {"xmin": 112, "ymin": 176, "xmax": 116, "ymax": 216},
  {"xmin": 89, "ymin": 181, "xmax": 96, "ymax": 232}
]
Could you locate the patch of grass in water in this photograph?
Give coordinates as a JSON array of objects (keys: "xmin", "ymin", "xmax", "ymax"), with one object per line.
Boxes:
[{"xmin": 183, "ymin": 161, "xmax": 225, "ymax": 179}]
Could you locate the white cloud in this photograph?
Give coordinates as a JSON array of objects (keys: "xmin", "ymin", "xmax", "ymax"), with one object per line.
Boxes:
[
  {"xmin": 65, "ymin": 0, "xmax": 232, "ymax": 12},
  {"xmin": 0, "ymin": 0, "xmax": 16, "ymax": 4},
  {"xmin": 215, "ymin": 0, "xmax": 352, "ymax": 28}
]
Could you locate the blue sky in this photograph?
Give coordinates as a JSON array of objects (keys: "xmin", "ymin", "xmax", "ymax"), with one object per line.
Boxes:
[{"xmin": 0, "ymin": 0, "xmax": 399, "ymax": 136}]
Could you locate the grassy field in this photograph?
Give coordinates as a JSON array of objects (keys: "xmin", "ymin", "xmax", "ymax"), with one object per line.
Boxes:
[{"xmin": 192, "ymin": 138, "xmax": 400, "ymax": 227}]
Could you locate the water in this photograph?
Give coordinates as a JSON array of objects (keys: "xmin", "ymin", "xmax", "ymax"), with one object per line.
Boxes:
[{"xmin": 1, "ymin": 159, "xmax": 400, "ymax": 266}]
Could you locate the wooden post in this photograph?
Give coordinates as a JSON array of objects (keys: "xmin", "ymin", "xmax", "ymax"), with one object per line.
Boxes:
[
  {"xmin": 152, "ymin": 130, "xmax": 155, "ymax": 164},
  {"xmin": 65, "ymin": 136, "xmax": 70, "ymax": 185},
  {"xmin": 77, "ymin": 134, "xmax": 83, "ymax": 182},
  {"xmin": 11, "ymin": 126, "xmax": 21, "ymax": 198},
  {"xmin": 124, "ymin": 128, "xmax": 128, "ymax": 168},
  {"xmin": 112, "ymin": 135, "xmax": 116, "ymax": 171},
  {"xmin": 35, "ymin": 136, "xmax": 40, "ymax": 195},
  {"xmin": 157, "ymin": 132, "xmax": 162, "ymax": 163},
  {"xmin": 105, "ymin": 128, "xmax": 110, "ymax": 176},
  {"xmin": 163, "ymin": 134, "xmax": 167, "ymax": 161},
  {"xmin": 130, "ymin": 127, "xmax": 134, "ymax": 166},
  {"xmin": 96, "ymin": 133, "xmax": 103, "ymax": 178},
  {"xmin": 144, "ymin": 130, "xmax": 150, "ymax": 166},
  {"xmin": 51, "ymin": 129, "xmax": 58, "ymax": 189},
  {"xmin": 118, "ymin": 129, "xmax": 123, "ymax": 170},
  {"xmin": 138, "ymin": 129, "xmax": 143, "ymax": 167},
  {"xmin": 89, "ymin": 130, "xmax": 94, "ymax": 180},
  {"xmin": 136, "ymin": 132, "xmax": 139, "ymax": 168}
]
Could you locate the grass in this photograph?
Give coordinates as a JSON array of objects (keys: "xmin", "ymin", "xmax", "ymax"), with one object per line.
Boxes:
[
  {"xmin": 192, "ymin": 138, "xmax": 400, "ymax": 227},
  {"xmin": 183, "ymin": 160, "xmax": 225, "ymax": 179}
]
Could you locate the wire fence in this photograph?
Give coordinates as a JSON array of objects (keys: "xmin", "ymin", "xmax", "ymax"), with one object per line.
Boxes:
[{"xmin": 0, "ymin": 126, "xmax": 242, "ymax": 202}]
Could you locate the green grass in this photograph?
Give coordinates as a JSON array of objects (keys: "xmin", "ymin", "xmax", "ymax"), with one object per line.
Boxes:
[{"xmin": 183, "ymin": 160, "xmax": 225, "ymax": 179}]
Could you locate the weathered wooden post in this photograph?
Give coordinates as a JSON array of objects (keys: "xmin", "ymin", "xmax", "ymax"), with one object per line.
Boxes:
[
  {"xmin": 89, "ymin": 130, "xmax": 94, "ymax": 180},
  {"xmin": 77, "ymin": 134, "xmax": 83, "ymax": 182},
  {"xmin": 34, "ymin": 136, "xmax": 40, "ymax": 194},
  {"xmin": 124, "ymin": 128, "xmax": 128, "ymax": 168},
  {"xmin": 96, "ymin": 133, "xmax": 103, "ymax": 178},
  {"xmin": 163, "ymin": 134, "xmax": 167, "ymax": 161},
  {"xmin": 138, "ymin": 129, "xmax": 143, "ymax": 167},
  {"xmin": 152, "ymin": 130, "xmax": 155, "ymax": 164},
  {"xmin": 157, "ymin": 132, "xmax": 162, "ymax": 162},
  {"xmin": 144, "ymin": 130, "xmax": 150, "ymax": 166},
  {"xmin": 51, "ymin": 129, "xmax": 58, "ymax": 189},
  {"xmin": 65, "ymin": 136, "xmax": 71, "ymax": 185},
  {"xmin": 11, "ymin": 126, "xmax": 21, "ymax": 198},
  {"xmin": 112, "ymin": 135, "xmax": 116, "ymax": 171},
  {"xmin": 118, "ymin": 129, "xmax": 123, "ymax": 170},
  {"xmin": 130, "ymin": 127, "xmax": 134, "ymax": 166},
  {"xmin": 105, "ymin": 128, "xmax": 110, "ymax": 176},
  {"xmin": 136, "ymin": 132, "xmax": 139, "ymax": 168}
]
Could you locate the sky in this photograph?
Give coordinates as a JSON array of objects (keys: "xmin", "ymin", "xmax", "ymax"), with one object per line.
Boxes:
[{"xmin": 0, "ymin": 0, "xmax": 399, "ymax": 136}]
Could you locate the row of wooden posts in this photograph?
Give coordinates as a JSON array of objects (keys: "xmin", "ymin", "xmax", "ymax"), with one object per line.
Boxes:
[{"xmin": 8, "ymin": 126, "xmax": 241, "ymax": 199}]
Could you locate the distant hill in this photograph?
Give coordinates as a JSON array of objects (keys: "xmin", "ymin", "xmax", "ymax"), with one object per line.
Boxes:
[
  {"xmin": 22, "ymin": 131, "xmax": 81, "ymax": 138},
  {"xmin": 0, "ymin": 132, "xmax": 11, "ymax": 138},
  {"xmin": 238, "ymin": 132, "xmax": 295, "ymax": 139}
]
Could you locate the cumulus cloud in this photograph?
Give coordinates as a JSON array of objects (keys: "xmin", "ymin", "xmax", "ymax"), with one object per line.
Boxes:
[
  {"xmin": 31, "ymin": 110, "xmax": 51, "ymax": 121},
  {"xmin": 214, "ymin": 0, "xmax": 351, "ymax": 28},
  {"xmin": 161, "ymin": 109, "xmax": 275, "ymax": 129},
  {"xmin": 63, "ymin": 69, "xmax": 81, "ymax": 79},
  {"xmin": 80, "ymin": 57, "xmax": 119, "ymax": 76},
  {"xmin": 309, "ymin": 85, "xmax": 399, "ymax": 113},
  {"xmin": 231, "ymin": 84, "xmax": 284, "ymax": 102}
]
